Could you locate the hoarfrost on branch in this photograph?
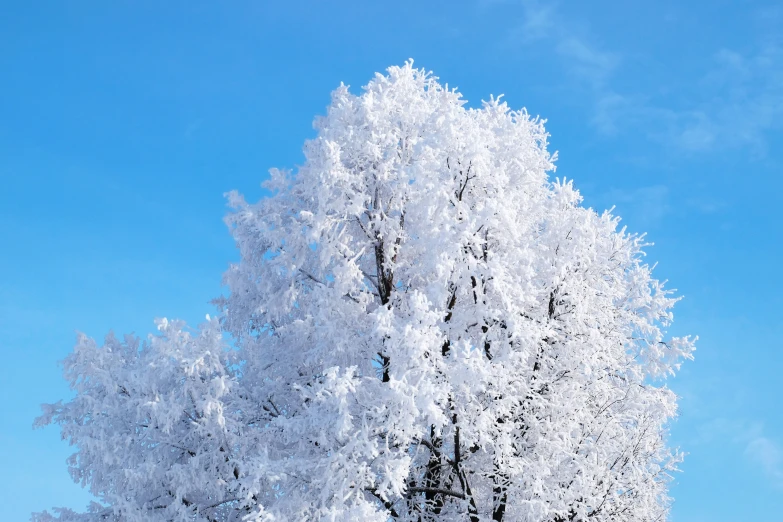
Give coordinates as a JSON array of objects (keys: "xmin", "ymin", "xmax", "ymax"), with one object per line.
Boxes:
[{"xmin": 35, "ymin": 62, "xmax": 695, "ymax": 522}]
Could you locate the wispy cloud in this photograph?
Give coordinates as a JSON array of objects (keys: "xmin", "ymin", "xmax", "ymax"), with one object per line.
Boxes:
[
  {"xmin": 505, "ymin": 0, "xmax": 618, "ymax": 93},
  {"xmin": 694, "ymin": 418, "xmax": 783, "ymax": 490},
  {"xmin": 555, "ymin": 37, "xmax": 618, "ymax": 90},
  {"xmin": 604, "ymin": 185, "xmax": 670, "ymax": 226},
  {"xmin": 184, "ymin": 118, "xmax": 203, "ymax": 140},
  {"xmin": 693, "ymin": 44, "xmax": 783, "ymax": 154},
  {"xmin": 502, "ymin": 2, "xmax": 783, "ymax": 155},
  {"xmin": 597, "ymin": 44, "xmax": 783, "ymax": 154},
  {"xmin": 590, "ymin": 93, "xmax": 720, "ymax": 152},
  {"xmin": 505, "ymin": 1, "xmax": 555, "ymax": 43},
  {"xmin": 746, "ymin": 435, "xmax": 783, "ymax": 489}
]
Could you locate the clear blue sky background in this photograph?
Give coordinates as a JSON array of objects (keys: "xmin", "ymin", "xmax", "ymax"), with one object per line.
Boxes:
[{"xmin": 1, "ymin": 1, "xmax": 781, "ymax": 520}]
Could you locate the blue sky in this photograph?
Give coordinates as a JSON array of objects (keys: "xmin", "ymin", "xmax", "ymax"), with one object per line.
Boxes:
[{"xmin": 1, "ymin": 1, "xmax": 781, "ymax": 520}]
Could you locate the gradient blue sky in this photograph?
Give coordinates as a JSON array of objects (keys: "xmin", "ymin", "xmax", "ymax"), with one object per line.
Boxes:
[{"xmin": 1, "ymin": 2, "xmax": 781, "ymax": 520}]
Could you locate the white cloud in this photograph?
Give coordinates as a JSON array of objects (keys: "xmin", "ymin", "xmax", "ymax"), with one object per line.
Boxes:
[
  {"xmin": 555, "ymin": 37, "xmax": 618, "ymax": 89},
  {"xmin": 694, "ymin": 418, "xmax": 783, "ymax": 490},
  {"xmin": 605, "ymin": 185, "xmax": 670, "ymax": 225},
  {"xmin": 504, "ymin": 1, "xmax": 617, "ymax": 93},
  {"xmin": 184, "ymin": 119, "xmax": 203, "ymax": 140},
  {"xmin": 499, "ymin": 0, "xmax": 554, "ymax": 43},
  {"xmin": 745, "ymin": 435, "xmax": 783, "ymax": 489},
  {"xmin": 585, "ymin": 42, "xmax": 783, "ymax": 154},
  {"xmin": 502, "ymin": 3, "xmax": 783, "ymax": 155}
]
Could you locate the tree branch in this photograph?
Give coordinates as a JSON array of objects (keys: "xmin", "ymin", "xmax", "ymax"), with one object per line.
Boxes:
[{"xmin": 408, "ymin": 487, "xmax": 466, "ymax": 500}]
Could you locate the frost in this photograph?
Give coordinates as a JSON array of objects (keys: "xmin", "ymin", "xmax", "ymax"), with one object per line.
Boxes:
[{"xmin": 36, "ymin": 62, "xmax": 694, "ymax": 522}]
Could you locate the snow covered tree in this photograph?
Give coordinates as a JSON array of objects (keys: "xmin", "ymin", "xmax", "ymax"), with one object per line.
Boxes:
[{"xmin": 35, "ymin": 62, "xmax": 695, "ymax": 522}]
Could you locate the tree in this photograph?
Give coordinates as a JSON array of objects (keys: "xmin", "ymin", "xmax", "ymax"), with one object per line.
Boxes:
[{"xmin": 35, "ymin": 62, "xmax": 695, "ymax": 522}]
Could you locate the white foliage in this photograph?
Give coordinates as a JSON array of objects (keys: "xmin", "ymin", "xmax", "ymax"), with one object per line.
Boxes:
[{"xmin": 36, "ymin": 62, "xmax": 695, "ymax": 522}]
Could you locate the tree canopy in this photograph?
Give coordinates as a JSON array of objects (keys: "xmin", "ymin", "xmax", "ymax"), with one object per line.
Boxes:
[{"xmin": 36, "ymin": 62, "xmax": 695, "ymax": 522}]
